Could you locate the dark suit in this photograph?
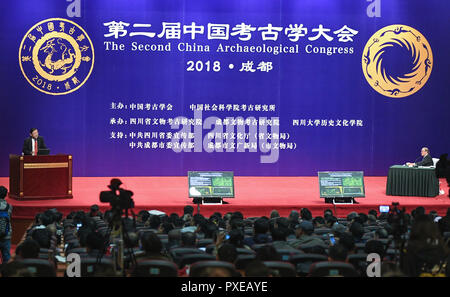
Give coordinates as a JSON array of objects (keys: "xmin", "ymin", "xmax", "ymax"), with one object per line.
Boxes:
[
  {"xmin": 22, "ymin": 136, "xmax": 47, "ymax": 155},
  {"xmin": 416, "ymin": 154, "xmax": 433, "ymax": 166}
]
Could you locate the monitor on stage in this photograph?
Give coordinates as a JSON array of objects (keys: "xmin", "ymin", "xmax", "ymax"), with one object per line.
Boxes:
[
  {"xmin": 318, "ymin": 171, "xmax": 365, "ymax": 198},
  {"xmin": 188, "ymin": 171, "xmax": 235, "ymax": 198}
]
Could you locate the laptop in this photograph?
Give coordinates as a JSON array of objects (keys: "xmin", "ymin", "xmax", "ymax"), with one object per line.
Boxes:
[{"xmin": 37, "ymin": 148, "xmax": 51, "ymax": 155}]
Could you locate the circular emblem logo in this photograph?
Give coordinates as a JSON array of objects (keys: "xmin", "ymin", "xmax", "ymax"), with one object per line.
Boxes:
[
  {"xmin": 362, "ymin": 25, "xmax": 432, "ymax": 98},
  {"xmin": 19, "ymin": 18, "xmax": 94, "ymax": 95}
]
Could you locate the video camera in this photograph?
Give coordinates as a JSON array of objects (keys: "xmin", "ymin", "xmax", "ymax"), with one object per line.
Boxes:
[{"xmin": 99, "ymin": 178, "xmax": 135, "ymax": 213}]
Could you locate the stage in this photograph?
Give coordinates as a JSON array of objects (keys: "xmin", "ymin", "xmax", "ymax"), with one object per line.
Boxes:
[{"xmin": 1, "ymin": 177, "xmax": 449, "ymax": 219}]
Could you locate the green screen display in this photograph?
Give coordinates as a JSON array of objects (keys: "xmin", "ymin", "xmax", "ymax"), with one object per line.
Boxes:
[
  {"xmin": 188, "ymin": 171, "xmax": 235, "ymax": 198},
  {"xmin": 318, "ymin": 171, "xmax": 365, "ymax": 198}
]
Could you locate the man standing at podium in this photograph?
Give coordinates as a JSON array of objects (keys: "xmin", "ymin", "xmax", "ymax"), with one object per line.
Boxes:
[
  {"xmin": 22, "ymin": 128, "xmax": 47, "ymax": 156},
  {"xmin": 406, "ymin": 147, "xmax": 433, "ymax": 167}
]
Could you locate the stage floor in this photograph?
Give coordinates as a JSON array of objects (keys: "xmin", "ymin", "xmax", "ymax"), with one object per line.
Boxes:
[{"xmin": 1, "ymin": 177, "xmax": 449, "ymax": 219}]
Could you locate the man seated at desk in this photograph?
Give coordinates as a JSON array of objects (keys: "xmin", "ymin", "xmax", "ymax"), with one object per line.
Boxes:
[
  {"xmin": 22, "ymin": 128, "xmax": 48, "ymax": 156},
  {"xmin": 406, "ymin": 147, "xmax": 433, "ymax": 167}
]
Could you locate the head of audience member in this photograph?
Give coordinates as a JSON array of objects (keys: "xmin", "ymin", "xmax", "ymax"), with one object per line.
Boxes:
[
  {"xmin": 148, "ymin": 215, "xmax": 161, "ymax": 229},
  {"xmin": 167, "ymin": 229, "xmax": 181, "ymax": 248},
  {"xmin": 203, "ymin": 222, "xmax": 218, "ymax": 239},
  {"xmin": 228, "ymin": 229, "xmax": 245, "ymax": 248},
  {"xmin": 89, "ymin": 204, "xmax": 101, "ymax": 218},
  {"xmin": 328, "ymin": 243, "xmax": 348, "ymax": 262},
  {"xmin": 217, "ymin": 243, "xmax": 238, "ymax": 264},
  {"xmin": 300, "ymin": 208, "xmax": 313, "ymax": 221},
  {"xmin": 271, "ymin": 227, "xmax": 289, "ymax": 242},
  {"xmin": 326, "ymin": 216, "xmax": 338, "ymax": 228},
  {"xmin": 255, "ymin": 245, "xmax": 281, "ymax": 261},
  {"xmin": 332, "ymin": 223, "xmax": 347, "ymax": 238},
  {"xmin": 367, "ymin": 214, "xmax": 377, "ymax": 225},
  {"xmin": 141, "ymin": 232, "xmax": 163, "ymax": 255},
  {"xmin": 413, "ymin": 206, "xmax": 426, "ymax": 218},
  {"xmin": 270, "ymin": 210, "xmax": 280, "ymax": 219},
  {"xmin": 288, "ymin": 210, "xmax": 299, "ymax": 225},
  {"xmin": 183, "ymin": 205, "xmax": 194, "ymax": 216},
  {"xmin": 347, "ymin": 212, "xmax": 359, "ymax": 222},
  {"xmin": 173, "ymin": 218, "xmax": 185, "ymax": 229},
  {"xmin": 181, "ymin": 231, "xmax": 197, "ymax": 247},
  {"xmin": 324, "ymin": 209, "xmax": 333, "ymax": 218},
  {"xmin": 313, "ymin": 216, "xmax": 326, "ymax": 228},
  {"xmin": 16, "ymin": 239, "xmax": 40, "ymax": 259},
  {"xmin": 254, "ymin": 218, "xmax": 270, "ymax": 235},
  {"xmin": 368, "ymin": 209, "xmax": 378, "ymax": 219},
  {"xmin": 137, "ymin": 210, "xmax": 150, "ymax": 225},
  {"xmin": 358, "ymin": 213, "xmax": 368, "ymax": 225},
  {"xmin": 31, "ymin": 228, "xmax": 52, "ymax": 249},
  {"xmin": 349, "ymin": 222, "xmax": 365, "ymax": 241},
  {"xmin": 229, "ymin": 218, "xmax": 244, "ymax": 231},
  {"xmin": 85, "ymin": 232, "xmax": 106, "ymax": 253},
  {"xmin": 39, "ymin": 212, "xmax": 54, "ymax": 227},
  {"xmin": 159, "ymin": 222, "xmax": 174, "ymax": 234},
  {"xmin": 338, "ymin": 232, "xmax": 356, "ymax": 254},
  {"xmin": 245, "ymin": 260, "xmax": 272, "ymax": 277},
  {"xmin": 295, "ymin": 221, "xmax": 314, "ymax": 238},
  {"xmin": 364, "ymin": 240, "xmax": 385, "ymax": 259}
]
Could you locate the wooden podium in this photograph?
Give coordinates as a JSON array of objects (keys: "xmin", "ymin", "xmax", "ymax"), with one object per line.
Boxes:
[{"xmin": 9, "ymin": 154, "xmax": 73, "ymax": 200}]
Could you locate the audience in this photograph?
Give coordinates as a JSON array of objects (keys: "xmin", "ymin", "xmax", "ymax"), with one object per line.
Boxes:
[{"xmin": 1, "ymin": 202, "xmax": 450, "ymax": 277}]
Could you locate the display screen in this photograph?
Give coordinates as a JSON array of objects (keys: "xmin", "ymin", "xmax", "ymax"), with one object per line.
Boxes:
[
  {"xmin": 188, "ymin": 171, "xmax": 234, "ymax": 198},
  {"xmin": 318, "ymin": 171, "xmax": 365, "ymax": 198}
]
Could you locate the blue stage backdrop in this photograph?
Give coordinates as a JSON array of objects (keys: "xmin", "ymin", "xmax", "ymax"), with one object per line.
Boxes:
[{"xmin": 0, "ymin": 0, "xmax": 448, "ymax": 177}]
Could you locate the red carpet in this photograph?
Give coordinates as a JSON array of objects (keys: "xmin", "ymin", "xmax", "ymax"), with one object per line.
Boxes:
[{"xmin": 1, "ymin": 177, "xmax": 449, "ymax": 219}]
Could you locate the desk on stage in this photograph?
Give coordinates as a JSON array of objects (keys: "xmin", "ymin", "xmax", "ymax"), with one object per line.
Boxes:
[
  {"xmin": 9, "ymin": 154, "xmax": 73, "ymax": 200},
  {"xmin": 386, "ymin": 165, "xmax": 439, "ymax": 197}
]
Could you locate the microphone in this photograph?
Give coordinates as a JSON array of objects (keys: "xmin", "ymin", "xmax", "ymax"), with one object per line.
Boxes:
[{"xmin": 412, "ymin": 156, "xmax": 421, "ymax": 167}]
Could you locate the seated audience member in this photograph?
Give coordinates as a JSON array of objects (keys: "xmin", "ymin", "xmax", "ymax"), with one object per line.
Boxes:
[
  {"xmin": 167, "ymin": 229, "xmax": 182, "ymax": 249},
  {"xmin": 85, "ymin": 232, "xmax": 106, "ymax": 258},
  {"xmin": 15, "ymin": 239, "xmax": 40, "ymax": 259},
  {"xmin": 136, "ymin": 210, "xmax": 150, "ymax": 227},
  {"xmin": 217, "ymin": 243, "xmax": 238, "ymax": 264},
  {"xmin": 349, "ymin": 222, "xmax": 366, "ymax": 243},
  {"xmin": 289, "ymin": 221, "xmax": 327, "ymax": 250},
  {"xmin": 270, "ymin": 227, "xmax": 299, "ymax": 252},
  {"xmin": 270, "ymin": 210, "xmax": 280, "ymax": 219},
  {"xmin": 300, "ymin": 208, "xmax": 313, "ymax": 221},
  {"xmin": 328, "ymin": 243, "xmax": 349, "ymax": 262},
  {"xmin": 227, "ymin": 229, "xmax": 248, "ymax": 249},
  {"xmin": 180, "ymin": 231, "xmax": 197, "ymax": 248},
  {"xmin": 138, "ymin": 232, "xmax": 171, "ymax": 261},
  {"xmin": 31, "ymin": 228, "xmax": 52, "ymax": 249},
  {"xmin": 288, "ymin": 211, "xmax": 300, "ymax": 229},
  {"xmin": 243, "ymin": 218, "xmax": 272, "ymax": 246},
  {"xmin": 255, "ymin": 245, "xmax": 281, "ymax": 262},
  {"xmin": 89, "ymin": 205, "xmax": 102, "ymax": 218},
  {"xmin": 364, "ymin": 240, "xmax": 386, "ymax": 259},
  {"xmin": 338, "ymin": 232, "xmax": 356, "ymax": 255}
]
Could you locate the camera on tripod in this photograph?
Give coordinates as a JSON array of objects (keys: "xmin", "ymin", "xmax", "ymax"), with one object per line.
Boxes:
[{"xmin": 99, "ymin": 178, "xmax": 135, "ymax": 214}]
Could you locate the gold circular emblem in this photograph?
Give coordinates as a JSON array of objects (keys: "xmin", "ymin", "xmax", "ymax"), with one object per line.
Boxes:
[
  {"xmin": 19, "ymin": 18, "xmax": 94, "ymax": 95},
  {"xmin": 362, "ymin": 25, "xmax": 432, "ymax": 98}
]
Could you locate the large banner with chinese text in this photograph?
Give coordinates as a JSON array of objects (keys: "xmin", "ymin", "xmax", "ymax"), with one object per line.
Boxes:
[{"xmin": 0, "ymin": 0, "xmax": 448, "ymax": 176}]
